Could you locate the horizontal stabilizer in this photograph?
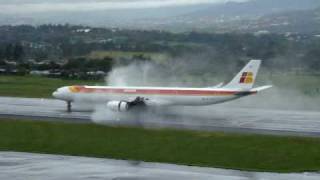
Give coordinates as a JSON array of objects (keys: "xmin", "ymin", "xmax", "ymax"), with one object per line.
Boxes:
[{"xmin": 251, "ymin": 85, "xmax": 273, "ymax": 92}]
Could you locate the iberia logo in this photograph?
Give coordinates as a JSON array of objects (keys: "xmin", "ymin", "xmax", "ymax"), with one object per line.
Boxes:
[{"xmin": 239, "ymin": 72, "xmax": 253, "ymax": 84}]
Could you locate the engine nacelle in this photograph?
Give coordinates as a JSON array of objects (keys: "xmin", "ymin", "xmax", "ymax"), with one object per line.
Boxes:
[{"xmin": 107, "ymin": 101, "xmax": 130, "ymax": 112}]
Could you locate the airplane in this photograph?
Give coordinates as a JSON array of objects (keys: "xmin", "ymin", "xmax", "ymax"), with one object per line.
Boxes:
[{"xmin": 52, "ymin": 60, "xmax": 272, "ymax": 112}]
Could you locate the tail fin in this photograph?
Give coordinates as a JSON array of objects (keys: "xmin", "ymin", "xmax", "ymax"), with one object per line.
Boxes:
[{"xmin": 224, "ymin": 60, "xmax": 261, "ymax": 90}]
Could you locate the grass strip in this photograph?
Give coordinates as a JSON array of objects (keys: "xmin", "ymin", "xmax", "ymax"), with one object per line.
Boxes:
[
  {"xmin": 0, "ymin": 75, "xmax": 100, "ymax": 98},
  {"xmin": 0, "ymin": 119, "xmax": 320, "ymax": 172}
]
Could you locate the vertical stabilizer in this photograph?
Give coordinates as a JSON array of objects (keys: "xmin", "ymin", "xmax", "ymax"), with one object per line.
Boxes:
[{"xmin": 224, "ymin": 60, "xmax": 261, "ymax": 90}]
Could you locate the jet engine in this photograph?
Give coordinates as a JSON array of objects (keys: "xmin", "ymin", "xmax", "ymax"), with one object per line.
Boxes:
[{"xmin": 107, "ymin": 101, "xmax": 130, "ymax": 112}]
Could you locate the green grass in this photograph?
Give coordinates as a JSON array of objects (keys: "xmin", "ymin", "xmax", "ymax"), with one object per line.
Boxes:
[
  {"xmin": 0, "ymin": 75, "xmax": 101, "ymax": 98},
  {"xmin": 1, "ymin": 119, "xmax": 320, "ymax": 172}
]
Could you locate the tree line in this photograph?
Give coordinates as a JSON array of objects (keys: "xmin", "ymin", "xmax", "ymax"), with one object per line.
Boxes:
[{"xmin": 0, "ymin": 24, "xmax": 319, "ymax": 78}]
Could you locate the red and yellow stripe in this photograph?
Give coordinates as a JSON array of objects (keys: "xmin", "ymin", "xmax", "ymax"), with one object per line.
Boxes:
[{"xmin": 68, "ymin": 86, "xmax": 250, "ymax": 96}]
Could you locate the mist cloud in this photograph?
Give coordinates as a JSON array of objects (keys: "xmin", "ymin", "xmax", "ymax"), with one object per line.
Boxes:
[{"xmin": 0, "ymin": 0, "xmax": 249, "ymax": 14}]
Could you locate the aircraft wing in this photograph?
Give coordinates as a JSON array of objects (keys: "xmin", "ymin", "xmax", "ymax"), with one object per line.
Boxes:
[
  {"xmin": 128, "ymin": 96, "xmax": 173, "ymax": 107},
  {"xmin": 144, "ymin": 98, "xmax": 173, "ymax": 107}
]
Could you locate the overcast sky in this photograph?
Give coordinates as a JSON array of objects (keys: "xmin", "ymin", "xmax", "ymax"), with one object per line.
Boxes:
[{"xmin": 0, "ymin": 0, "xmax": 249, "ymax": 14}]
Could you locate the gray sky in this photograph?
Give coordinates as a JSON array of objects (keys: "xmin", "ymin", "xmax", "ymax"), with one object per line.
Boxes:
[{"xmin": 0, "ymin": 0, "xmax": 249, "ymax": 14}]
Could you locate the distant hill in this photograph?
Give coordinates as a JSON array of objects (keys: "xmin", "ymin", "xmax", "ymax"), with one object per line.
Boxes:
[
  {"xmin": 0, "ymin": 4, "xmax": 209, "ymax": 27},
  {"xmin": 128, "ymin": 0, "xmax": 320, "ymax": 32},
  {"xmin": 185, "ymin": 0, "xmax": 320, "ymax": 19},
  {"xmin": 147, "ymin": 0, "xmax": 320, "ymax": 33},
  {"xmin": 1, "ymin": 0, "xmax": 320, "ymax": 33},
  {"xmin": 241, "ymin": 7, "xmax": 320, "ymax": 34}
]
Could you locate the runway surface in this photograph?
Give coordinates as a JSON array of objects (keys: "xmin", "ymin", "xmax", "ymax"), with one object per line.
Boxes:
[
  {"xmin": 0, "ymin": 96, "xmax": 320, "ymax": 137},
  {"xmin": 1, "ymin": 97, "xmax": 320, "ymax": 179},
  {"xmin": 0, "ymin": 151, "xmax": 319, "ymax": 180}
]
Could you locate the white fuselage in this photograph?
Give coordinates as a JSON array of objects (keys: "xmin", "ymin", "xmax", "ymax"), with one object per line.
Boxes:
[
  {"xmin": 53, "ymin": 85, "xmax": 255, "ymax": 107},
  {"xmin": 52, "ymin": 60, "xmax": 271, "ymax": 111}
]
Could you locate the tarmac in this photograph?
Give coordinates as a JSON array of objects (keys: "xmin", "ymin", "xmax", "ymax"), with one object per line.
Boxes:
[
  {"xmin": 1, "ymin": 96, "xmax": 320, "ymax": 179},
  {"xmin": 0, "ymin": 96, "xmax": 320, "ymax": 137},
  {"xmin": 0, "ymin": 151, "xmax": 319, "ymax": 180}
]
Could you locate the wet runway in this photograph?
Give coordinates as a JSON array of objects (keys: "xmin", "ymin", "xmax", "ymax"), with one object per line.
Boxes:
[
  {"xmin": 1, "ymin": 97, "xmax": 320, "ymax": 179},
  {"xmin": 0, "ymin": 151, "xmax": 319, "ymax": 180},
  {"xmin": 0, "ymin": 96, "xmax": 320, "ymax": 137}
]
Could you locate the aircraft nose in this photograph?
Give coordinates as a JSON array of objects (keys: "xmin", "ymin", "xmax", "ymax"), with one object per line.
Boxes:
[
  {"xmin": 52, "ymin": 90, "xmax": 59, "ymax": 98},
  {"xmin": 52, "ymin": 87, "xmax": 71, "ymax": 100}
]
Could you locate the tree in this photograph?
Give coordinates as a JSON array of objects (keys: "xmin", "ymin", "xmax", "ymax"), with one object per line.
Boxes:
[
  {"xmin": 13, "ymin": 43, "xmax": 24, "ymax": 61},
  {"xmin": 5, "ymin": 44, "xmax": 13, "ymax": 60},
  {"xmin": 304, "ymin": 48, "xmax": 320, "ymax": 71}
]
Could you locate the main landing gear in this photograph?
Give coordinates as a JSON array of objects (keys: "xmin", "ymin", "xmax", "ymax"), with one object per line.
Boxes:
[
  {"xmin": 129, "ymin": 97, "xmax": 146, "ymax": 107},
  {"xmin": 67, "ymin": 101, "xmax": 72, "ymax": 112}
]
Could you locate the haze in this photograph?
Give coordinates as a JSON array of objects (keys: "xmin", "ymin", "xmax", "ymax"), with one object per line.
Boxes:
[{"xmin": 0, "ymin": 0, "xmax": 249, "ymax": 14}]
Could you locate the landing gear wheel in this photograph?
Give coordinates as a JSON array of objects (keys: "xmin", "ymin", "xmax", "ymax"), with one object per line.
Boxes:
[
  {"xmin": 67, "ymin": 101, "xmax": 72, "ymax": 112},
  {"xmin": 129, "ymin": 96, "xmax": 146, "ymax": 106}
]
